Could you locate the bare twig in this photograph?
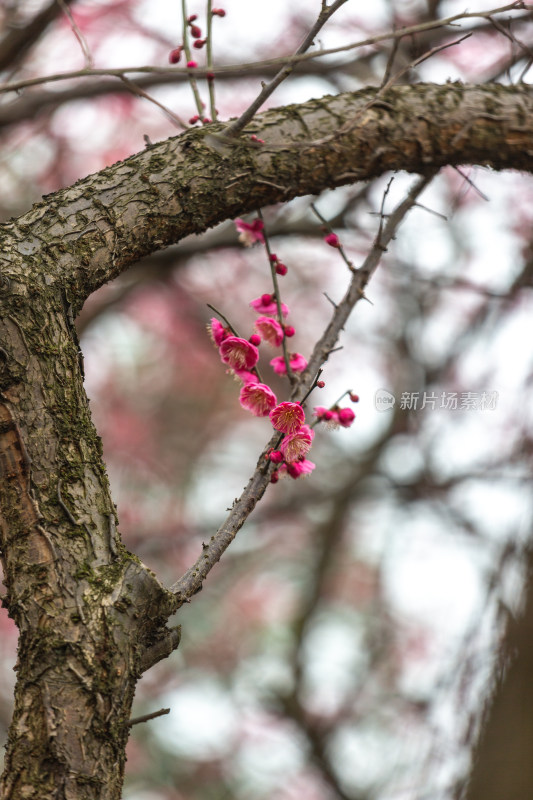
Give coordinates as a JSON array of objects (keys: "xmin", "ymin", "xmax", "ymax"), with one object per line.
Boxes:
[
  {"xmin": 57, "ymin": 0, "xmax": 93, "ymax": 68},
  {"xmin": 128, "ymin": 707, "xmax": 170, "ymax": 727},
  {"xmin": 206, "ymin": 0, "xmax": 217, "ymax": 121},
  {"xmin": 300, "ymin": 173, "xmax": 436, "ymax": 388},
  {"xmin": 0, "ymin": 3, "xmax": 526, "ymax": 96},
  {"xmin": 222, "ymin": 0, "xmax": 349, "ymax": 139},
  {"xmin": 119, "ymin": 76, "xmax": 188, "ymax": 129}
]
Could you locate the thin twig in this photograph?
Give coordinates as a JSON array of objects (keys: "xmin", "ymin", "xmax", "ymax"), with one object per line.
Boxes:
[
  {"xmin": 0, "ymin": 3, "xmax": 526, "ymax": 96},
  {"xmin": 206, "ymin": 303, "xmax": 239, "ymax": 336},
  {"xmin": 119, "ymin": 76, "xmax": 188, "ymax": 130},
  {"xmin": 311, "ymin": 203, "xmax": 356, "ymax": 273},
  {"xmin": 210, "ymin": 0, "xmax": 349, "ymax": 139},
  {"xmin": 181, "ymin": 0, "xmax": 204, "ymax": 116},
  {"xmin": 299, "ymin": 173, "xmax": 436, "ymax": 387},
  {"xmin": 57, "ymin": 0, "xmax": 93, "ymax": 68},
  {"xmin": 128, "ymin": 708, "xmax": 170, "ymax": 727},
  {"xmin": 257, "ymin": 210, "xmax": 295, "ymax": 383},
  {"xmin": 206, "ymin": 0, "xmax": 217, "ymax": 121}
]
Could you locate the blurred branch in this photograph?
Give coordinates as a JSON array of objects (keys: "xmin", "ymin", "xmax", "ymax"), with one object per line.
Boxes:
[
  {"xmin": 0, "ymin": 3, "xmax": 528, "ymax": 96},
  {"xmin": 0, "ymin": 0, "xmax": 78, "ymax": 73}
]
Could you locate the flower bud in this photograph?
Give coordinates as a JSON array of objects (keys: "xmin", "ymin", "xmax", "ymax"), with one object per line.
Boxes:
[
  {"xmin": 168, "ymin": 47, "xmax": 183, "ymax": 64},
  {"xmin": 324, "ymin": 232, "xmax": 340, "ymax": 248}
]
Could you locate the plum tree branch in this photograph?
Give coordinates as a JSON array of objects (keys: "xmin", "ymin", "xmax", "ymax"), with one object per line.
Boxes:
[
  {"xmin": 169, "ymin": 175, "xmax": 431, "ymax": 607},
  {"xmin": 3, "ymin": 83, "xmax": 532, "ymax": 312}
]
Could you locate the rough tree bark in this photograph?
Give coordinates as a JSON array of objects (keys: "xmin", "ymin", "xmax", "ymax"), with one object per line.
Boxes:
[{"xmin": 0, "ymin": 83, "xmax": 532, "ymax": 799}]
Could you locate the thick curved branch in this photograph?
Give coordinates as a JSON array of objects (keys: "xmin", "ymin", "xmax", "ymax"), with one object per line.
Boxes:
[{"xmin": 3, "ymin": 83, "xmax": 532, "ymax": 312}]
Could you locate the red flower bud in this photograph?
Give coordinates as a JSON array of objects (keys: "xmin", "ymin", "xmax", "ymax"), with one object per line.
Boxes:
[
  {"xmin": 349, "ymin": 392, "xmax": 360, "ymax": 403},
  {"xmin": 186, "ymin": 60, "xmax": 198, "ymax": 68},
  {"xmin": 249, "ymin": 334, "xmax": 261, "ymax": 346},
  {"xmin": 212, "ymin": 8, "xmax": 226, "ymax": 16},
  {"xmin": 190, "ymin": 24, "xmax": 202, "ymax": 38},
  {"xmin": 189, "ymin": 115, "xmax": 200, "ymax": 124},
  {"xmin": 193, "ymin": 38, "xmax": 206, "ymax": 48},
  {"xmin": 324, "ymin": 232, "xmax": 340, "ymax": 248},
  {"xmin": 187, "ymin": 14, "xmax": 198, "ymax": 22},
  {"xmin": 317, "ymin": 380, "xmax": 325, "ymax": 388},
  {"xmin": 261, "ymin": 293, "xmax": 273, "ymax": 305},
  {"xmin": 270, "ymin": 471, "xmax": 279, "ymax": 484},
  {"xmin": 284, "ymin": 326, "xmax": 295, "ymax": 338},
  {"xmin": 275, "ymin": 262, "xmax": 287, "ymax": 276},
  {"xmin": 168, "ymin": 47, "xmax": 183, "ymax": 64}
]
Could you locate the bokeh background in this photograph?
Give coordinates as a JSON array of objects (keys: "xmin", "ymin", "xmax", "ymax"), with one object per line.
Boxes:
[{"xmin": 1, "ymin": 2, "xmax": 533, "ymax": 798}]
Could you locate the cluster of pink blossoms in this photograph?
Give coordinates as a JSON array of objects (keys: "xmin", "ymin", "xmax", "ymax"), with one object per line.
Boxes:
[
  {"xmin": 207, "ymin": 217, "xmax": 358, "ymax": 481},
  {"xmin": 209, "ymin": 318, "xmax": 314, "ymax": 479}
]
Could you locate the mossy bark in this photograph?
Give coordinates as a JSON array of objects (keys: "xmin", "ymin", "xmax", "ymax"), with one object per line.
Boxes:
[
  {"xmin": 0, "ymin": 81, "xmax": 531, "ymax": 799},
  {"xmin": 0, "ymin": 251, "xmax": 177, "ymax": 799}
]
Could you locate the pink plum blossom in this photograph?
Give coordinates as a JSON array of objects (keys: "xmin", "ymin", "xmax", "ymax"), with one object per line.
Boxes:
[
  {"xmin": 255, "ymin": 316, "xmax": 284, "ymax": 347},
  {"xmin": 233, "ymin": 369, "xmax": 258, "ymax": 384},
  {"xmin": 219, "ymin": 336, "xmax": 259, "ymax": 370},
  {"xmin": 235, "ymin": 218, "xmax": 264, "ymax": 246},
  {"xmin": 314, "ymin": 406, "xmax": 336, "ymax": 422},
  {"xmin": 270, "ymin": 353, "xmax": 307, "ymax": 375},
  {"xmin": 280, "ymin": 425, "xmax": 314, "ymax": 463},
  {"xmin": 239, "ymin": 382, "xmax": 277, "ymax": 417},
  {"xmin": 250, "ymin": 294, "xmax": 289, "ymax": 317},
  {"xmin": 338, "ymin": 407, "xmax": 356, "ymax": 427},
  {"xmin": 209, "ymin": 317, "xmax": 230, "ymax": 346},
  {"xmin": 314, "ymin": 406, "xmax": 356, "ymax": 429},
  {"xmin": 270, "ymin": 402, "xmax": 305, "ymax": 434},
  {"xmin": 280, "ymin": 459, "xmax": 316, "ymax": 479}
]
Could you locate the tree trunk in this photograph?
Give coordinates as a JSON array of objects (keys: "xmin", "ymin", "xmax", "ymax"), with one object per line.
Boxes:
[{"xmin": 0, "ymin": 251, "xmax": 177, "ymax": 799}]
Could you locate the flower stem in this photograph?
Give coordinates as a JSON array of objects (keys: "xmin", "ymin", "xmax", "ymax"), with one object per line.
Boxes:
[
  {"xmin": 311, "ymin": 202, "xmax": 356, "ymax": 273},
  {"xmin": 206, "ymin": 0, "xmax": 217, "ymax": 120},
  {"xmin": 181, "ymin": 0, "xmax": 204, "ymax": 115},
  {"xmin": 257, "ymin": 210, "xmax": 295, "ymax": 384}
]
